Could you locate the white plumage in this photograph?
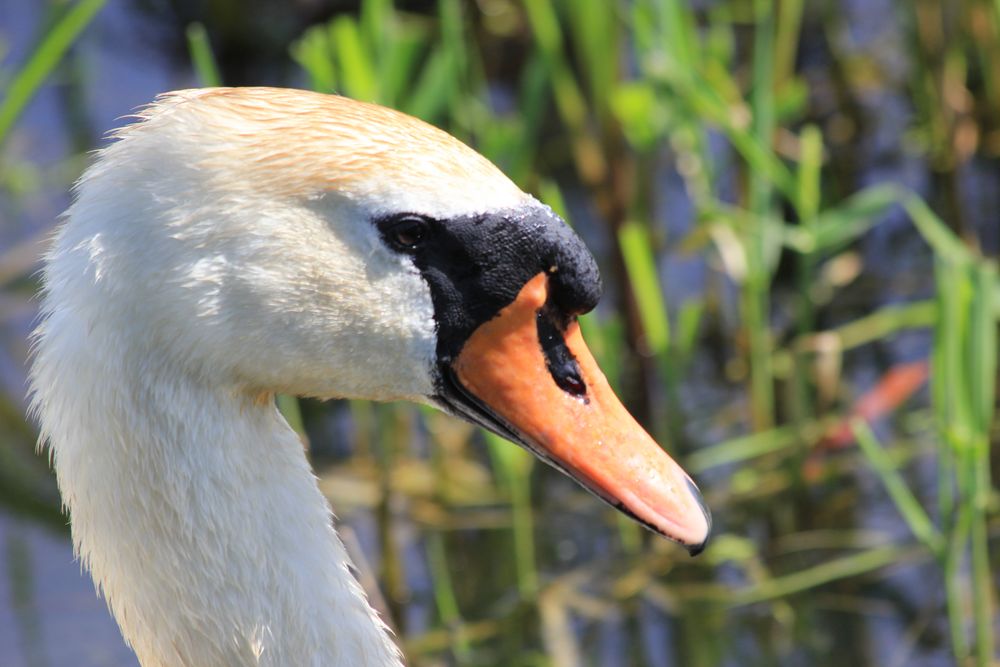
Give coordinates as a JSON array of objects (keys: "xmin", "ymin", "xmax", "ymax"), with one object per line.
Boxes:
[
  {"xmin": 29, "ymin": 87, "xmax": 709, "ymax": 667},
  {"xmin": 30, "ymin": 88, "xmax": 517, "ymax": 666}
]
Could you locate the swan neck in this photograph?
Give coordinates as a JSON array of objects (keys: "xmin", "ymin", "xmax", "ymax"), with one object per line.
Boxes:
[{"xmin": 34, "ymin": 322, "xmax": 402, "ymax": 666}]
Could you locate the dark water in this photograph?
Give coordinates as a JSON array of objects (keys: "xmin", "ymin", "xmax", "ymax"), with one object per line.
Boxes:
[{"xmin": 0, "ymin": 514, "xmax": 138, "ymax": 667}]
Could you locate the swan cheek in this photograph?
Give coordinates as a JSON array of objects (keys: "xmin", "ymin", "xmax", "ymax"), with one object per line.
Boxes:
[{"xmin": 450, "ymin": 273, "xmax": 711, "ymax": 553}]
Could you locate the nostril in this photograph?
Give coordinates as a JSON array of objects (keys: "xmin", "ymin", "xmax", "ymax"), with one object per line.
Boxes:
[
  {"xmin": 542, "ymin": 227, "xmax": 602, "ymax": 317},
  {"xmin": 557, "ymin": 370, "xmax": 587, "ymax": 397},
  {"xmin": 546, "ymin": 258, "xmax": 601, "ymax": 315},
  {"xmin": 535, "ymin": 306, "xmax": 588, "ymax": 401}
]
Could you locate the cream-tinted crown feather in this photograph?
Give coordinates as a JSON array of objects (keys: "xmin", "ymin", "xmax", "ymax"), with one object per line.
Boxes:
[{"xmin": 121, "ymin": 87, "xmax": 529, "ymax": 215}]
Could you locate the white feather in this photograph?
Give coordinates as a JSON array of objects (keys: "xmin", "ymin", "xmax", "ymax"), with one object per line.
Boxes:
[{"xmin": 29, "ymin": 88, "xmax": 527, "ymax": 666}]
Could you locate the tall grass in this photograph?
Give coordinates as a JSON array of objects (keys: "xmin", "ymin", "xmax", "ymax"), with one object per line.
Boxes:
[
  {"xmin": 293, "ymin": 1, "xmax": 998, "ymax": 664},
  {"xmin": 0, "ymin": 0, "xmax": 106, "ymax": 146},
  {"xmin": 294, "ymin": 0, "xmax": 997, "ymax": 664},
  {"xmin": 0, "ymin": 0, "xmax": 995, "ymax": 665}
]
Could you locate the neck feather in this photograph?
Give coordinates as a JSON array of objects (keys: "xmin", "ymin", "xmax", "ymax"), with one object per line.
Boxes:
[{"xmin": 31, "ymin": 303, "xmax": 403, "ymax": 667}]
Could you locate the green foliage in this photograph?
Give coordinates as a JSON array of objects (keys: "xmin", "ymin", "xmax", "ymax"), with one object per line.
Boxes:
[
  {"xmin": 0, "ymin": 0, "xmax": 106, "ymax": 146},
  {"xmin": 283, "ymin": 1, "xmax": 999, "ymax": 664},
  {"xmin": 186, "ymin": 22, "xmax": 222, "ymax": 87}
]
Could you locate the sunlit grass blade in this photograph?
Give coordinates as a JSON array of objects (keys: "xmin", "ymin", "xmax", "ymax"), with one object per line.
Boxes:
[
  {"xmin": 276, "ymin": 394, "xmax": 306, "ymax": 442},
  {"xmin": 789, "ymin": 124, "xmax": 823, "ymax": 427},
  {"xmin": 650, "ymin": 66, "xmax": 796, "ymax": 200},
  {"xmin": 425, "ymin": 531, "xmax": 471, "ymax": 659},
  {"xmin": 795, "ymin": 124, "xmax": 822, "ymax": 224},
  {"xmin": 674, "ymin": 298, "xmax": 705, "ymax": 371},
  {"xmin": 749, "ymin": 0, "xmax": 777, "ymax": 223},
  {"xmin": 774, "ymin": 0, "xmax": 804, "ymax": 93},
  {"xmin": 775, "ymin": 301, "xmax": 937, "ymax": 370},
  {"xmin": 618, "ymin": 219, "xmax": 678, "ymax": 442},
  {"xmin": 927, "ymin": 244, "xmax": 998, "ymax": 664},
  {"xmin": 686, "ymin": 424, "xmax": 802, "ymax": 473},
  {"xmin": 617, "ymin": 221, "xmax": 670, "ymax": 358},
  {"xmin": 901, "ymin": 191, "xmax": 976, "ymax": 264},
  {"xmin": 967, "ymin": 261, "xmax": 996, "ymax": 665},
  {"xmin": 0, "ymin": 0, "xmax": 106, "ymax": 146},
  {"xmin": 522, "ymin": 0, "xmax": 605, "ymax": 184},
  {"xmin": 403, "ymin": 49, "xmax": 455, "ymax": 122},
  {"xmin": 485, "ymin": 431, "xmax": 538, "ymax": 597},
  {"xmin": 437, "ymin": 0, "xmax": 468, "ymax": 107},
  {"xmin": 726, "ymin": 544, "xmax": 917, "ymax": 606},
  {"xmin": 379, "ymin": 31, "xmax": 425, "ymax": 111},
  {"xmin": 642, "ymin": 0, "xmax": 698, "ymax": 67},
  {"xmin": 291, "ymin": 26, "xmax": 337, "ymax": 93},
  {"xmin": 562, "ymin": 0, "xmax": 617, "ymax": 120},
  {"xmin": 969, "ymin": 262, "xmax": 997, "ymax": 436},
  {"xmin": 741, "ymin": 0, "xmax": 779, "ymax": 432},
  {"xmin": 330, "ymin": 16, "xmax": 378, "ymax": 101},
  {"xmin": 186, "ymin": 23, "xmax": 221, "ymax": 87},
  {"xmin": 360, "ymin": 0, "xmax": 393, "ymax": 78},
  {"xmin": 784, "ymin": 184, "xmax": 899, "ymax": 254},
  {"xmin": 851, "ymin": 419, "xmax": 943, "ymax": 555}
]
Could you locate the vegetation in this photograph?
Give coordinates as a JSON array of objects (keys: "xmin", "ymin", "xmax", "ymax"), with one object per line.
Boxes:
[{"xmin": 1, "ymin": 0, "xmax": 997, "ymax": 665}]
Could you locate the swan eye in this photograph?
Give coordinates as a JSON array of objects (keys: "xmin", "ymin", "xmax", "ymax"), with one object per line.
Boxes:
[{"xmin": 383, "ymin": 216, "xmax": 431, "ymax": 252}]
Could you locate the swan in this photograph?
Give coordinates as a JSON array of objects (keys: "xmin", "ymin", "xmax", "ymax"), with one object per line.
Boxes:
[{"xmin": 28, "ymin": 87, "xmax": 710, "ymax": 666}]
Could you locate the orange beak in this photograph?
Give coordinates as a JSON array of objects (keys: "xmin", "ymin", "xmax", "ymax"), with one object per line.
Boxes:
[{"xmin": 449, "ymin": 273, "xmax": 711, "ymax": 553}]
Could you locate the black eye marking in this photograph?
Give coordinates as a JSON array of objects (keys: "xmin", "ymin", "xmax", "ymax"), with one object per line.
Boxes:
[
  {"xmin": 377, "ymin": 214, "xmax": 434, "ymax": 252},
  {"xmin": 536, "ymin": 306, "xmax": 588, "ymax": 401},
  {"xmin": 374, "ymin": 205, "xmax": 601, "ymax": 379}
]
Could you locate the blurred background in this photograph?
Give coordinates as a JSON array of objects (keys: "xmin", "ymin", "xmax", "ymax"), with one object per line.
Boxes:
[{"xmin": 0, "ymin": 0, "xmax": 998, "ymax": 665}]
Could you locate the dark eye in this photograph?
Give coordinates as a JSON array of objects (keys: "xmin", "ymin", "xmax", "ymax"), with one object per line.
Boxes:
[{"xmin": 384, "ymin": 215, "xmax": 431, "ymax": 252}]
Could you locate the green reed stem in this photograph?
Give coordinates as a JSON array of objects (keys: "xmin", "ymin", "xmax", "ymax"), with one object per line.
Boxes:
[
  {"xmin": 793, "ymin": 124, "xmax": 822, "ymax": 337},
  {"xmin": 968, "ymin": 262, "xmax": 996, "ymax": 666},
  {"xmin": 185, "ymin": 23, "xmax": 221, "ymax": 87},
  {"xmin": 774, "ymin": 0, "xmax": 804, "ymax": 93},
  {"xmin": 928, "ymin": 247, "xmax": 998, "ymax": 665},
  {"xmin": 485, "ymin": 432, "xmax": 538, "ymax": 597},
  {"xmin": 789, "ymin": 124, "xmax": 823, "ymax": 451},
  {"xmin": 618, "ymin": 220, "xmax": 675, "ymax": 441},
  {"xmin": 851, "ymin": 419, "xmax": 944, "ymax": 555},
  {"xmin": 744, "ymin": 0, "xmax": 778, "ymax": 431},
  {"xmin": 0, "ymin": 0, "xmax": 106, "ymax": 146},
  {"xmin": 618, "ymin": 221, "xmax": 670, "ymax": 358},
  {"xmin": 276, "ymin": 394, "xmax": 307, "ymax": 441},
  {"xmin": 687, "ymin": 424, "xmax": 801, "ymax": 473},
  {"xmin": 425, "ymin": 531, "xmax": 471, "ymax": 659},
  {"xmin": 728, "ymin": 545, "xmax": 913, "ymax": 606}
]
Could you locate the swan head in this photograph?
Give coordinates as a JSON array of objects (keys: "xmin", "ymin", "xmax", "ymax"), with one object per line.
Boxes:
[{"xmin": 66, "ymin": 87, "xmax": 710, "ymax": 552}]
